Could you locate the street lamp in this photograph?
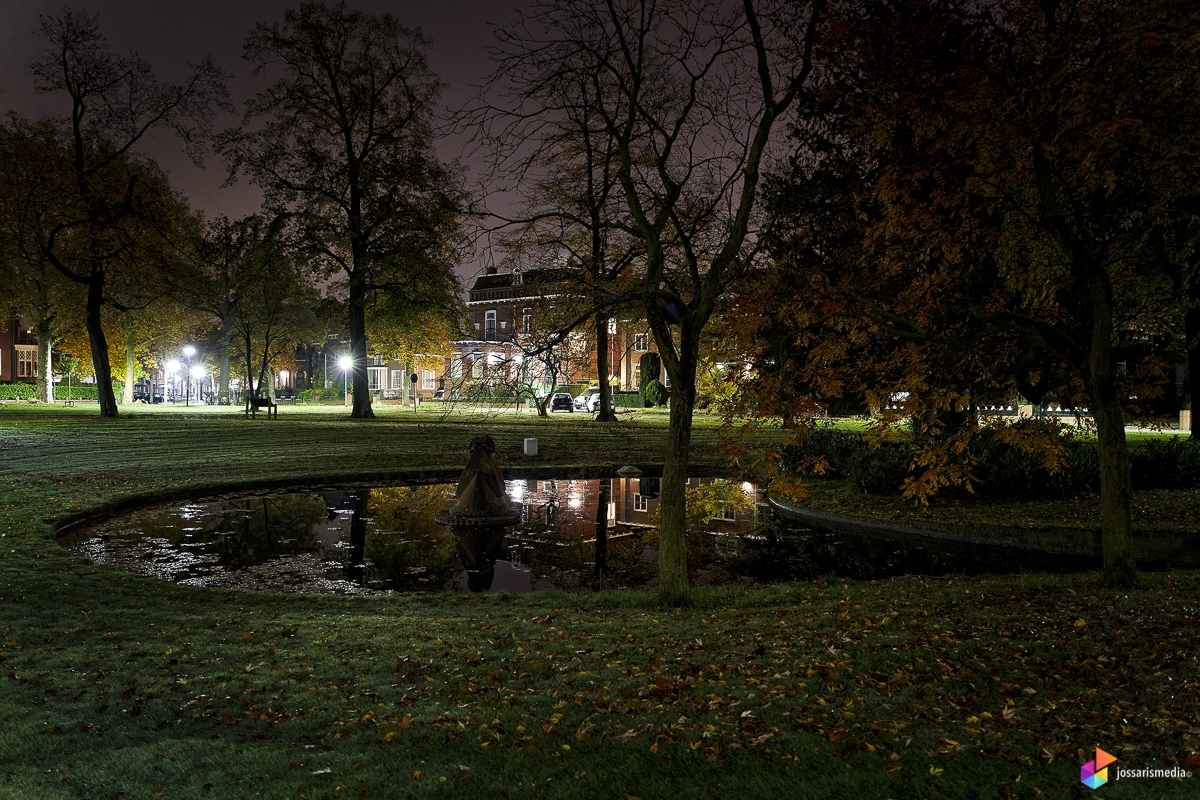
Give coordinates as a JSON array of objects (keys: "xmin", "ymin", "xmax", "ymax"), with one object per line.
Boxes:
[
  {"xmin": 338, "ymin": 355, "xmax": 352, "ymax": 407},
  {"xmin": 182, "ymin": 345, "xmax": 197, "ymax": 407}
]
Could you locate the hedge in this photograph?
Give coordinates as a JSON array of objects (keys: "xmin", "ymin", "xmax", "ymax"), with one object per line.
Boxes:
[
  {"xmin": 0, "ymin": 383, "xmax": 36, "ymax": 400},
  {"xmin": 296, "ymin": 388, "xmax": 347, "ymax": 403},
  {"xmin": 0, "ymin": 382, "xmax": 108, "ymax": 401},
  {"xmin": 612, "ymin": 392, "xmax": 645, "ymax": 409},
  {"xmin": 781, "ymin": 425, "xmax": 1198, "ymax": 497}
]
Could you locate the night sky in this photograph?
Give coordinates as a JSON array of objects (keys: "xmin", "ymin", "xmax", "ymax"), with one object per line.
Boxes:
[{"xmin": 0, "ymin": 0, "xmax": 526, "ymax": 279}]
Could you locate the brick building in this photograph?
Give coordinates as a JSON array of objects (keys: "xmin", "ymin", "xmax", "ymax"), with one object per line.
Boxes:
[{"xmin": 0, "ymin": 316, "xmax": 38, "ymax": 383}]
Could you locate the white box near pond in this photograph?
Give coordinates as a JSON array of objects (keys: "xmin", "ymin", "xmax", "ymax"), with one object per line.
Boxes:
[{"xmin": 524, "ymin": 438, "xmax": 538, "ymax": 456}]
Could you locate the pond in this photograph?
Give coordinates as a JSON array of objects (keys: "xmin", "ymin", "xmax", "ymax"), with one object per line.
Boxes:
[{"xmin": 60, "ymin": 475, "xmax": 810, "ymax": 595}]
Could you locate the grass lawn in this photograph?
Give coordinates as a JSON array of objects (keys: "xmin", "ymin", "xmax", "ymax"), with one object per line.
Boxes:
[{"xmin": 1, "ymin": 405, "xmax": 1198, "ymax": 799}]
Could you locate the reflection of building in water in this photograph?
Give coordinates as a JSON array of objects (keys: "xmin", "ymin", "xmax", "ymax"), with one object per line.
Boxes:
[
  {"xmin": 507, "ymin": 476, "xmax": 765, "ymax": 530},
  {"xmin": 610, "ymin": 477, "xmax": 766, "ymax": 527}
]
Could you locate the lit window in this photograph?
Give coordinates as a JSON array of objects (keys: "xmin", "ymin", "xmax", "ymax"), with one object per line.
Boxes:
[
  {"xmin": 472, "ymin": 360, "xmax": 483, "ymax": 378},
  {"xmin": 391, "ymin": 371, "xmax": 406, "ymax": 390},
  {"xmin": 485, "ymin": 310, "xmax": 497, "ymax": 339},
  {"xmin": 634, "ymin": 333, "xmax": 648, "ymax": 352},
  {"xmin": 608, "ymin": 319, "xmax": 617, "ymax": 335},
  {"xmin": 523, "ymin": 309, "xmax": 532, "ymax": 334},
  {"xmin": 367, "ymin": 367, "xmax": 386, "ymax": 391},
  {"xmin": 16, "ymin": 347, "xmax": 37, "ymax": 378},
  {"xmin": 451, "ymin": 358, "xmax": 463, "ymax": 378},
  {"xmin": 633, "ymin": 493, "xmax": 648, "ymax": 512},
  {"xmin": 423, "ymin": 370, "xmax": 436, "ymax": 390}
]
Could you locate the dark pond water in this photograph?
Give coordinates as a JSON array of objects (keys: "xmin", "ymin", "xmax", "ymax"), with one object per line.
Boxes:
[{"xmin": 61, "ymin": 476, "xmax": 827, "ymax": 595}]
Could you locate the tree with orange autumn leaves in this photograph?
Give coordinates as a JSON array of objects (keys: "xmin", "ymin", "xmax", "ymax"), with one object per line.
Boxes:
[{"xmin": 736, "ymin": 0, "xmax": 1200, "ymax": 586}]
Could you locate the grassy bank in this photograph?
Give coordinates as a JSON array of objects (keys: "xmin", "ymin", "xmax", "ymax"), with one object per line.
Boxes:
[
  {"xmin": 791, "ymin": 478, "xmax": 1200, "ymax": 535},
  {"xmin": 1, "ymin": 406, "xmax": 1198, "ymax": 799}
]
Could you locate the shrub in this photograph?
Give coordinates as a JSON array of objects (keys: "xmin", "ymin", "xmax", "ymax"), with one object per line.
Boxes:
[
  {"xmin": 966, "ymin": 428, "xmax": 1099, "ymax": 500},
  {"xmin": 612, "ymin": 392, "xmax": 643, "ymax": 409},
  {"xmin": 780, "ymin": 427, "xmax": 866, "ymax": 478},
  {"xmin": 845, "ymin": 442, "xmax": 916, "ymax": 494},
  {"xmin": 0, "ymin": 382, "xmax": 107, "ymax": 401},
  {"xmin": 0, "ymin": 382, "xmax": 36, "ymax": 400},
  {"xmin": 1130, "ymin": 436, "xmax": 1200, "ymax": 490},
  {"xmin": 56, "ymin": 384, "xmax": 100, "ymax": 400},
  {"xmin": 296, "ymin": 388, "xmax": 345, "ymax": 403},
  {"xmin": 642, "ymin": 379, "xmax": 668, "ymax": 407},
  {"xmin": 638, "ymin": 352, "xmax": 661, "ymax": 392}
]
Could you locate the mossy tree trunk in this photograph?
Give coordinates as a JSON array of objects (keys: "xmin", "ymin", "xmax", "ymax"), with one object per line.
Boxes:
[
  {"xmin": 36, "ymin": 320, "xmax": 54, "ymax": 404},
  {"xmin": 122, "ymin": 326, "xmax": 136, "ymax": 405}
]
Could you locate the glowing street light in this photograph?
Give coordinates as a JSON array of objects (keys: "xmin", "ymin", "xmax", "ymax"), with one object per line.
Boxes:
[
  {"xmin": 181, "ymin": 345, "xmax": 197, "ymax": 407},
  {"xmin": 338, "ymin": 355, "xmax": 352, "ymax": 407}
]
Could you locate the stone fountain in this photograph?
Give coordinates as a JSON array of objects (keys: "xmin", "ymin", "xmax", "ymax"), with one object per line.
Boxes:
[
  {"xmin": 434, "ymin": 436, "xmax": 522, "ymax": 527},
  {"xmin": 435, "ymin": 436, "xmax": 522, "ymax": 591}
]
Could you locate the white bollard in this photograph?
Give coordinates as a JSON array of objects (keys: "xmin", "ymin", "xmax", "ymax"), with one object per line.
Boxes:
[{"xmin": 524, "ymin": 438, "xmax": 538, "ymax": 456}]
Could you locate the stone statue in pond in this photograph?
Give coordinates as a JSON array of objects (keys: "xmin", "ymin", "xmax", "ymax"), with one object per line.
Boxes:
[{"xmin": 435, "ymin": 436, "xmax": 521, "ymax": 527}]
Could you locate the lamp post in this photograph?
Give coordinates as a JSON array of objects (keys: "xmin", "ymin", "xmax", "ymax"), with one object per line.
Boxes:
[
  {"xmin": 182, "ymin": 345, "xmax": 196, "ymax": 407},
  {"xmin": 338, "ymin": 355, "xmax": 352, "ymax": 407}
]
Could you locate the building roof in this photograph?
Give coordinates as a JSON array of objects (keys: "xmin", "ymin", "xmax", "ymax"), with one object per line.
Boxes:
[{"xmin": 468, "ymin": 267, "xmax": 568, "ymax": 296}]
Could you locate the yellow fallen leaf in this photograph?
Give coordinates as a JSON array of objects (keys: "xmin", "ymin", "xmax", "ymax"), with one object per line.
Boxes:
[{"xmin": 930, "ymin": 766, "xmax": 944, "ymax": 776}]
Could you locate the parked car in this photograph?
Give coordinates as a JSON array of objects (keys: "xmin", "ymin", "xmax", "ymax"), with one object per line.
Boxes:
[
  {"xmin": 549, "ymin": 392, "xmax": 575, "ymax": 412},
  {"xmin": 574, "ymin": 387, "xmax": 617, "ymax": 413}
]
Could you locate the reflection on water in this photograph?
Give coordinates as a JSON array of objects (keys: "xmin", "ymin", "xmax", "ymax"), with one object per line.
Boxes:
[{"xmin": 62, "ymin": 477, "xmax": 781, "ymax": 595}]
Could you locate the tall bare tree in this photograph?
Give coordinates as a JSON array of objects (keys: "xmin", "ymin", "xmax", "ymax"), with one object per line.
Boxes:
[
  {"xmin": 30, "ymin": 9, "xmax": 228, "ymax": 417},
  {"xmin": 0, "ymin": 116, "xmax": 84, "ymax": 403},
  {"xmin": 480, "ymin": 0, "xmax": 828, "ymax": 602},
  {"xmin": 221, "ymin": 2, "xmax": 464, "ymax": 419}
]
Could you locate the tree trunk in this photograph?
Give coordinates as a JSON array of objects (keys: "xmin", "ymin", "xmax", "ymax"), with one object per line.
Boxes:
[
  {"xmin": 123, "ymin": 326, "xmax": 136, "ymax": 405},
  {"xmin": 595, "ymin": 319, "xmax": 617, "ymax": 422},
  {"xmin": 86, "ymin": 274, "xmax": 119, "ymax": 418},
  {"xmin": 658, "ymin": 345, "xmax": 698, "ymax": 605},
  {"xmin": 1088, "ymin": 289, "xmax": 1137, "ymax": 586},
  {"xmin": 347, "ymin": 276, "xmax": 374, "ymax": 419},
  {"xmin": 1186, "ymin": 292, "xmax": 1198, "ymax": 442},
  {"xmin": 218, "ymin": 323, "xmax": 232, "ymax": 405},
  {"xmin": 657, "ymin": 328, "xmax": 700, "ymax": 604},
  {"xmin": 36, "ymin": 320, "xmax": 54, "ymax": 404}
]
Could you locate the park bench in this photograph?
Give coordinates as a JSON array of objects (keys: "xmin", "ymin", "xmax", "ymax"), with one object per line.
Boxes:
[{"xmin": 246, "ymin": 396, "xmax": 278, "ymax": 419}]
